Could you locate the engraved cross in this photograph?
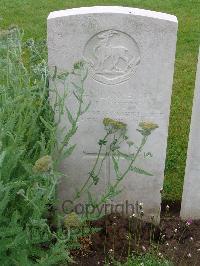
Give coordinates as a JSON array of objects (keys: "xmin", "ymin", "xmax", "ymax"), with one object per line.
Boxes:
[{"xmin": 83, "ymin": 149, "xmax": 111, "ymax": 183}]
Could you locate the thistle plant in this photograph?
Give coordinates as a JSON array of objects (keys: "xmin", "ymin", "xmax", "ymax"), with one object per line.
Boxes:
[
  {"xmin": 49, "ymin": 60, "xmax": 90, "ymax": 167},
  {"xmin": 0, "ymin": 27, "xmax": 90, "ymax": 265},
  {"xmin": 74, "ymin": 116, "xmax": 158, "ymax": 217}
]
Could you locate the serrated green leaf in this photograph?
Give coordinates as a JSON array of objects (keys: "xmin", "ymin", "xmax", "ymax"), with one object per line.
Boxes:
[
  {"xmin": 117, "ymin": 151, "xmax": 134, "ymax": 161},
  {"xmin": 81, "ymin": 101, "xmax": 91, "ymax": 114},
  {"xmin": 73, "ymin": 91, "xmax": 82, "ymax": 103},
  {"xmin": 65, "ymin": 107, "xmax": 75, "ymax": 124},
  {"xmin": 40, "ymin": 116, "xmax": 54, "ymax": 131},
  {"xmin": 112, "ymin": 156, "xmax": 120, "ymax": 179},
  {"xmin": 131, "ymin": 166, "xmax": 153, "ymax": 176},
  {"xmin": 63, "ymin": 144, "xmax": 76, "ymax": 159}
]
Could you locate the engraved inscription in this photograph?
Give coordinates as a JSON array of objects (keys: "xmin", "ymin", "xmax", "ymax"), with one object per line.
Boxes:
[
  {"xmin": 83, "ymin": 30, "xmax": 140, "ymax": 85},
  {"xmin": 83, "ymin": 97, "xmax": 164, "ymax": 120}
]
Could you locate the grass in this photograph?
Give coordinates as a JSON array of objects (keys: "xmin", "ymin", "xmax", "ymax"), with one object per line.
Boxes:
[{"xmin": 0, "ymin": 0, "xmax": 200, "ymax": 200}]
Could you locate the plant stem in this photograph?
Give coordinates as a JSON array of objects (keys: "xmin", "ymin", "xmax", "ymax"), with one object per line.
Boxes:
[
  {"xmin": 74, "ymin": 132, "xmax": 110, "ymax": 200},
  {"xmin": 94, "ymin": 135, "xmax": 147, "ymax": 209}
]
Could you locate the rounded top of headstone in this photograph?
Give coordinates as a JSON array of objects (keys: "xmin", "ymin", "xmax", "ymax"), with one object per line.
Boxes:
[{"xmin": 48, "ymin": 6, "xmax": 177, "ymax": 23}]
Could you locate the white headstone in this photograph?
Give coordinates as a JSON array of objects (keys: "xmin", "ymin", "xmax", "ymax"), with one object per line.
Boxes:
[
  {"xmin": 47, "ymin": 6, "xmax": 178, "ymax": 223},
  {"xmin": 181, "ymin": 48, "xmax": 200, "ymax": 220}
]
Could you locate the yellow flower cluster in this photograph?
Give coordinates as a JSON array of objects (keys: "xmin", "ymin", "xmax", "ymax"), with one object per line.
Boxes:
[
  {"xmin": 103, "ymin": 117, "xmax": 127, "ymax": 130},
  {"xmin": 64, "ymin": 212, "xmax": 81, "ymax": 228},
  {"xmin": 139, "ymin": 122, "xmax": 159, "ymax": 131},
  {"xmin": 33, "ymin": 155, "xmax": 53, "ymax": 173}
]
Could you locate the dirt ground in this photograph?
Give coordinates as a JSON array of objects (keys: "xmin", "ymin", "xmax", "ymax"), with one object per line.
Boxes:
[{"xmin": 71, "ymin": 201, "xmax": 200, "ymax": 265}]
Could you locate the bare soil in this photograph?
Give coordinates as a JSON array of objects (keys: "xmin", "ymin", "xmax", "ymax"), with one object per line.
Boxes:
[{"xmin": 70, "ymin": 201, "xmax": 200, "ymax": 265}]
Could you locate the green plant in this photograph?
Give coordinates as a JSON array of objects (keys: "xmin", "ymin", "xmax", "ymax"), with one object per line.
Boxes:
[
  {"xmin": 0, "ymin": 27, "xmax": 91, "ymax": 265},
  {"xmin": 74, "ymin": 116, "xmax": 158, "ymax": 219}
]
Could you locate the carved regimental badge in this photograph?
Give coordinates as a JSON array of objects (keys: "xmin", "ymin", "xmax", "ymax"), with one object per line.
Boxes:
[{"xmin": 83, "ymin": 30, "xmax": 140, "ymax": 85}]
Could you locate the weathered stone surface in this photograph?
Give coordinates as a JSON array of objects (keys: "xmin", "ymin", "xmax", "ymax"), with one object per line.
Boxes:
[
  {"xmin": 47, "ymin": 6, "xmax": 178, "ymax": 223},
  {"xmin": 181, "ymin": 47, "xmax": 200, "ymax": 220}
]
